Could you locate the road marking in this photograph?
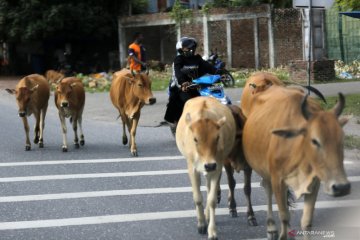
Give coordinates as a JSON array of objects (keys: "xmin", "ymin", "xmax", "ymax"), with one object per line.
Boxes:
[
  {"xmin": 0, "ymin": 199, "xmax": 359, "ymax": 230},
  {"xmin": 0, "ymin": 169, "xmax": 188, "ymax": 182},
  {"xmin": 0, "ymin": 155, "xmax": 185, "ymax": 167},
  {"xmin": 0, "ymin": 157, "xmax": 354, "ymax": 168},
  {"xmin": 1, "ymin": 176, "xmax": 359, "ymax": 203},
  {"xmin": 0, "ymin": 183, "xmax": 262, "ymax": 202}
]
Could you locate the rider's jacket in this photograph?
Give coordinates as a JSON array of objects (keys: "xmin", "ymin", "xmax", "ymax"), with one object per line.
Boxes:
[{"xmin": 171, "ymin": 54, "xmax": 216, "ymax": 88}]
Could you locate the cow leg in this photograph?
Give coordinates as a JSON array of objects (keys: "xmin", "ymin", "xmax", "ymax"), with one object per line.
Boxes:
[
  {"xmin": 301, "ymin": 179, "xmax": 320, "ymax": 231},
  {"xmin": 38, "ymin": 105, "xmax": 47, "ymax": 148},
  {"xmin": 72, "ymin": 115, "xmax": 80, "ymax": 149},
  {"xmin": 59, "ymin": 113, "xmax": 68, "ymax": 152},
  {"xmin": 22, "ymin": 117, "xmax": 31, "ymax": 151},
  {"xmin": 216, "ymin": 172, "xmax": 221, "ymax": 204},
  {"xmin": 272, "ymin": 179, "xmax": 291, "ymax": 240},
  {"xmin": 262, "ymin": 179, "xmax": 278, "ymax": 240},
  {"xmin": 224, "ymin": 163, "xmax": 237, "ymax": 217},
  {"xmin": 33, "ymin": 112, "xmax": 40, "ymax": 144},
  {"xmin": 129, "ymin": 115, "xmax": 139, "ymax": 156},
  {"xmin": 187, "ymin": 162, "xmax": 206, "ymax": 235},
  {"xmin": 205, "ymin": 169, "xmax": 222, "ymax": 240},
  {"xmin": 119, "ymin": 112, "xmax": 128, "ymax": 145},
  {"xmin": 78, "ymin": 109, "xmax": 85, "ymax": 146},
  {"xmin": 244, "ymin": 164, "xmax": 257, "ymax": 226}
]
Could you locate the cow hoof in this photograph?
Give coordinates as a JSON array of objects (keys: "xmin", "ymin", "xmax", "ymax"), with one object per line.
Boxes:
[
  {"xmin": 122, "ymin": 136, "xmax": 128, "ymax": 145},
  {"xmin": 62, "ymin": 147, "xmax": 68, "ymax": 152},
  {"xmin": 25, "ymin": 145, "xmax": 31, "ymax": 151},
  {"xmin": 39, "ymin": 142, "xmax": 44, "ymax": 148},
  {"xmin": 34, "ymin": 137, "xmax": 39, "ymax": 144},
  {"xmin": 248, "ymin": 216, "xmax": 258, "ymax": 226},
  {"xmin": 267, "ymin": 231, "xmax": 278, "ymax": 240},
  {"xmin": 131, "ymin": 151, "xmax": 138, "ymax": 157},
  {"xmin": 208, "ymin": 236, "xmax": 218, "ymax": 240},
  {"xmin": 229, "ymin": 209, "xmax": 237, "ymax": 218},
  {"xmin": 74, "ymin": 143, "xmax": 80, "ymax": 149},
  {"xmin": 197, "ymin": 225, "xmax": 207, "ymax": 235},
  {"xmin": 80, "ymin": 140, "xmax": 85, "ymax": 146}
]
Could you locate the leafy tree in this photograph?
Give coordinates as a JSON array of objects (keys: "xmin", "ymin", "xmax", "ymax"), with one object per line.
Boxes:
[
  {"xmin": 0, "ymin": 0, "xmax": 147, "ymax": 43},
  {"xmin": 335, "ymin": 0, "xmax": 360, "ymax": 11}
]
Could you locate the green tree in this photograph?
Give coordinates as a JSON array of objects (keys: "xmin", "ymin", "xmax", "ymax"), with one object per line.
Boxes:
[
  {"xmin": 336, "ymin": 0, "xmax": 360, "ymax": 11},
  {"xmin": 0, "ymin": 0, "xmax": 147, "ymax": 43}
]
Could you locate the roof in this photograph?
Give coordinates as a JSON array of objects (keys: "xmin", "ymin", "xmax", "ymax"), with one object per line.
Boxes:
[{"xmin": 340, "ymin": 11, "xmax": 360, "ymax": 19}]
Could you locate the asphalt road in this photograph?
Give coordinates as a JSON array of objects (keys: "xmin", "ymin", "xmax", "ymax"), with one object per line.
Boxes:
[{"xmin": 0, "ymin": 82, "xmax": 360, "ymax": 240}]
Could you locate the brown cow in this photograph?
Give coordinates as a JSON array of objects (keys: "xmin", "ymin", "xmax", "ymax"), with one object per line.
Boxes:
[
  {"xmin": 221, "ymin": 104, "xmax": 257, "ymax": 226},
  {"xmin": 242, "ymin": 85, "xmax": 350, "ymax": 240},
  {"xmin": 45, "ymin": 69, "xmax": 65, "ymax": 85},
  {"xmin": 109, "ymin": 68, "xmax": 156, "ymax": 156},
  {"xmin": 176, "ymin": 97, "xmax": 236, "ymax": 240},
  {"xmin": 54, "ymin": 77, "xmax": 85, "ymax": 152},
  {"xmin": 240, "ymin": 72, "xmax": 284, "ymax": 117},
  {"xmin": 6, "ymin": 74, "xmax": 50, "ymax": 150}
]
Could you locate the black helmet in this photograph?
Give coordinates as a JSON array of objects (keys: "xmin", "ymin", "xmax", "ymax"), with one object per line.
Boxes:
[{"xmin": 176, "ymin": 37, "xmax": 197, "ymax": 57}]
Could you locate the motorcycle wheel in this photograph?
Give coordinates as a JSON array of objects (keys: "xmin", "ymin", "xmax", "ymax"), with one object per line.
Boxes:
[{"xmin": 221, "ymin": 70, "xmax": 235, "ymax": 87}]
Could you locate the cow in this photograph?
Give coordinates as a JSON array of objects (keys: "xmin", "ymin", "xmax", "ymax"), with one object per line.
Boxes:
[
  {"xmin": 176, "ymin": 96, "xmax": 237, "ymax": 240},
  {"xmin": 221, "ymin": 104, "xmax": 257, "ymax": 226},
  {"xmin": 240, "ymin": 72, "xmax": 284, "ymax": 117},
  {"xmin": 242, "ymin": 85, "xmax": 350, "ymax": 240},
  {"xmin": 109, "ymin": 68, "xmax": 156, "ymax": 156},
  {"xmin": 6, "ymin": 74, "xmax": 50, "ymax": 151},
  {"xmin": 45, "ymin": 69, "xmax": 65, "ymax": 85},
  {"xmin": 54, "ymin": 77, "xmax": 85, "ymax": 152}
]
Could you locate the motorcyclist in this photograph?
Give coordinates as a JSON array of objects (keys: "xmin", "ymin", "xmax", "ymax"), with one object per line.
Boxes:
[{"xmin": 164, "ymin": 37, "xmax": 217, "ymax": 124}]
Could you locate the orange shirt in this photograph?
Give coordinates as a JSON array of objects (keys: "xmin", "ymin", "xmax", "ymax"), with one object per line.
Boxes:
[{"xmin": 128, "ymin": 42, "xmax": 142, "ymax": 71}]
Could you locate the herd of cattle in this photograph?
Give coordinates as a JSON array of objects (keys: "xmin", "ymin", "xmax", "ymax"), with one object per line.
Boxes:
[{"xmin": 5, "ymin": 69, "xmax": 351, "ymax": 240}]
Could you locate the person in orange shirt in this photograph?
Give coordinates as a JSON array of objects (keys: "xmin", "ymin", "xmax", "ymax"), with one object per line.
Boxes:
[{"xmin": 128, "ymin": 32, "xmax": 147, "ymax": 72}]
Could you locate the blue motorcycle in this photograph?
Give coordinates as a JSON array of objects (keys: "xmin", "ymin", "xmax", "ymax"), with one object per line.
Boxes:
[
  {"xmin": 168, "ymin": 74, "xmax": 231, "ymax": 136},
  {"xmin": 207, "ymin": 51, "xmax": 235, "ymax": 87}
]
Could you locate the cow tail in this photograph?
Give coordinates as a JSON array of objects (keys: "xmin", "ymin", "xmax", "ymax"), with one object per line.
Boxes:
[{"xmin": 70, "ymin": 117, "xmax": 73, "ymax": 123}]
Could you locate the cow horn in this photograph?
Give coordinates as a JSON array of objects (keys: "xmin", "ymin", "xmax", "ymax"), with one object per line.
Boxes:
[
  {"xmin": 145, "ymin": 67, "xmax": 149, "ymax": 75},
  {"xmin": 131, "ymin": 70, "xmax": 136, "ymax": 76},
  {"xmin": 301, "ymin": 94, "xmax": 311, "ymax": 120},
  {"xmin": 332, "ymin": 92, "xmax": 345, "ymax": 117}
]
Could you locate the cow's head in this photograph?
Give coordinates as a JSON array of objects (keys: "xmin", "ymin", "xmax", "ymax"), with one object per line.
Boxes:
[
  {"xmin": 6, "ymin": 80, "xmax": 39, "ymax": 117},
  {"xmin": 248, "ymin": 72, "xmax": 283, "ymax": 95},
  {"xmin": 55, "ymin": 80, "xmax": 77, "ymax": 108},
  {"xmin": 272, "ymin": 93, "xmax": 350, "ymax": 197},
  {"xmin": 128, "ymin": 71, "xmax": 156, "ymax": 105},
  {"xmin": 185, "ymin": 112, "xmax": 226, "ymax": 173}
]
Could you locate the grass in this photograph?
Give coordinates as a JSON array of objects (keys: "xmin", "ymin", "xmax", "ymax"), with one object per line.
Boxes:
[
  {"xmin": 344, "ymin": 135, "xmax": 360, "ymax": 150},
  {"xmin": 320, "ymin": 93, "xmax": 360, "ymax": 116}
]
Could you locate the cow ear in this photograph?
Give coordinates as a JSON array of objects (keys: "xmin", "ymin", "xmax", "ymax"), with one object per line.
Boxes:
[
  {"xmin": 5, "ymin": 88, "xmax": 16, "ymax": 95},
  {"xmin": 272, "ymin": 128, "xmax": 306, "ymax": 138},
  {"xmin": 217, "ymin": 116, "xmax": 226, "ymax": 127},
  {"xmin": 30, "ymin": 84, "xmax": 39, "ymax": 92}
]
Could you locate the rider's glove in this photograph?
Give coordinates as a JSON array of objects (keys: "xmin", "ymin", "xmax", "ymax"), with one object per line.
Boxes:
[{"xmin": 181, "ymin": 82, "xmax": 191, "ymax": 92}]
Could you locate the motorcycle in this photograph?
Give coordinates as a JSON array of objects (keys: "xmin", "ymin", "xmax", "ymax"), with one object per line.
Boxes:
[
  {"xmin": 207, "ymin": 51, "xmax": 235, "ymax": 87},
  {"xmin": 168, "ymin": 74, "xmax": 231, "ymax": 136}
]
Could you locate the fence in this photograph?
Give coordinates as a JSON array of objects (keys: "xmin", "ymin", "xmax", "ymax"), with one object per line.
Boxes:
[{"xmin": 326, "ymin": 9, "xmax": 360, "ymax": 63}]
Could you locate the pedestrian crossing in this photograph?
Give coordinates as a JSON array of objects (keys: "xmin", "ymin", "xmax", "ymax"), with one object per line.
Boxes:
[{"xmin": 0, "ymin": 155, "xmax": 359, "ymax": 239}]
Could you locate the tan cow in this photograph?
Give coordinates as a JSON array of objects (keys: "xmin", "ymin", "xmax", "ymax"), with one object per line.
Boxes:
[
  {"xmin": 54, "ymin": 77, "xmax": 85, "ymax": 152},
  {"xmin": 240, "ymin": 72, "xmax": 284, "ymax": 117},
  {"xmin": 109, "ymin": 68, "xmax": 156, "ymax": 156},
  {"xmin": 6, "ymin": 74, "xmax": 50, "ymax": 151},
  {"xmin": 176, "ymin": 96, "xmax": 236, "ymax": 240},
  {"xmin": 45, "ymin": 69, "xmax": 65, "ymax": 85},
  {"xmin": 242, "ymin": 85, "xmax": 350, "ymax": 240}
]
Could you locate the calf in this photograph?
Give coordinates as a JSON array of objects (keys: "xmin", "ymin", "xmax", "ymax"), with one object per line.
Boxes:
[
  {"xmin": 54, "ymin": 77, "xmax": 85, "ymax": 152},
  {"xmin": 45, "ymin": 69, "xmax": 65, "ymax": 85},
  {"xmin": 176, "ymin": 96, "xmax": 236, "ymax": 240},
  {"xmin": 109, "ymin": 69, "xmax": 156, "ymax": 156},
  {"xmin": 6, "ymin": 74, "xmax": 50, "ymax": 150}
]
